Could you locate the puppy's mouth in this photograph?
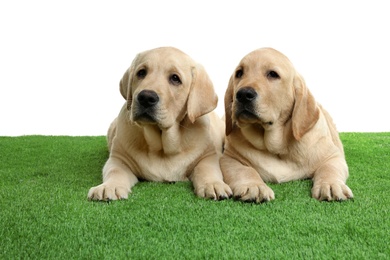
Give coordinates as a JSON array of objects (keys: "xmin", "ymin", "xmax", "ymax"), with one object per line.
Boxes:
[
  {"xmin": 235, "ymin": 107, "xmax": 273, "ymax": 126},
  {"xmin": 236, "ymin": 108, "xmax": 258, "ymax": 121},
  {"xmin": 133, "ymin": 113, "xmax": 157, "ymax": 124},
  {"xmin": 235, "ymin": 101, "xmax": 260, "ymax": 122},
  {"xmin": 133, "ymin": 108, "xmax": 158, "ymax": 124}
]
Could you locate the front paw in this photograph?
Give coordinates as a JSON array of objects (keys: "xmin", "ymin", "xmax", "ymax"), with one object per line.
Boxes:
[
  {"xmin": 233, "ymin": 182, "xmax": 275, "ymax": 203},
  {"xmin": 194, "ymin": 181, "xmax": 233, "ymax": 200},
  {"xmin": 312, "ymin": 181, "xmax": 353, "ymax": 201},
  {"xmin": 87, "ymin": 183, "xmax": 131, "ymax": 201}
]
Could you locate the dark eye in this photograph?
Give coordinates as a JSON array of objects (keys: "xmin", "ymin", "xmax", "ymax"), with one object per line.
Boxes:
[
  {"xmin": 136, "ymin": 69, "xmax": 147, "ymax": 79},
  {"xmin": 235, "ymin": 69, "xmax": 243, "ymax": 79},
  {"xmin": 267, "ymin": 70, "xmax": 280, "ymax": 79},
  {"xmin": 169, "ymin": 74, "xmax": 182, "ymax": 86}
]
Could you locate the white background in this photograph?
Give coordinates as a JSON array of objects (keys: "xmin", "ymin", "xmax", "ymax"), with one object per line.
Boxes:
[{"xmin": 1, "ymin": 0, "xmax": 389, "ymax": 136}]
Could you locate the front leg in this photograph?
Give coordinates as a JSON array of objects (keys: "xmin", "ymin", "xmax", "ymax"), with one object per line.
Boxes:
[
  {"xmin": 220, "ymin": 154, "xmax": 275, "ymax": 203},
  {"xmin": 311, "ymin": 157, "xmax": 353, "ymax": 201},
  {"xmin": 190, "ymin": 153, "xmax": 232, "ymax": 200},
  {"xmin": 88, "ymin": 157, "xmax": 138, "ymax": 201}
]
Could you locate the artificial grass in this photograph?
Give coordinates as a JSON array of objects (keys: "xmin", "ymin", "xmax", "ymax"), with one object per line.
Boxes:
[{"xmin": 0, "ymin": 133, "xmax": 389, "ymax": 259}]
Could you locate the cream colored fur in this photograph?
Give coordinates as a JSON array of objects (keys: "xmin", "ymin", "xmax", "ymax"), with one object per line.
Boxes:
[
  {"xmin": 88, "ymin": 47, "xmax": 231, "ymax": 201},
  {"xmin": 221, "ymin": 48, "xmax": 353, "ymax": 202}
]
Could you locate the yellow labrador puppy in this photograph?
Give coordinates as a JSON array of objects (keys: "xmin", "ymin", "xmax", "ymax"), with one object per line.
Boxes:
[
  {"xmin": 221, "ymin": 48, "xmax": 353, "ymax": 202},
  {"xmin": 88, "ymin": 47, "xmax": 232, "ymax": 201}
]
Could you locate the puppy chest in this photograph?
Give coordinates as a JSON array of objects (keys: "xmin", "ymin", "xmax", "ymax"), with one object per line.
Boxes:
[
  {"xmin": 245, "ymin": 151, "xmax": 309, "ymax": 183},
  {"xmin": 129, "ymin": 153, "xmax": 196, "ymax": 182}
]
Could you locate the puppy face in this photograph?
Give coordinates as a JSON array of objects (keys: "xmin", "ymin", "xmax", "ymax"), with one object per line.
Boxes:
[
  {"xmin": 120, "ymin": 47, "xmax": 217, "ymax": 129},
  {"xmin": 225, "ymin": 48, "xmax": 320, "ymax": 140},
  {"xmin": 227, "ymin": 48, "xmax": 296, "ymax": 131}
]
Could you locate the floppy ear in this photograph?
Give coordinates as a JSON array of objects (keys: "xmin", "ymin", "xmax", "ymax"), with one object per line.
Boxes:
[
  {"xmin": 292, "ymin": 74, "xmax": 320, "ymax": 140},
  {"xmin": 187, "ymin": 64, "xmax": 218, "ymax": 123},
  {"xmin": 224, "ymin": 75, "xmax": 234, "ymax": 136},
  {"xmin": 120, "ymin": 55, "xmax": 138, "ymax": 110},
  {"xmin": 120, "ymin": 68, "xmax": 131, "ymax": 100}
]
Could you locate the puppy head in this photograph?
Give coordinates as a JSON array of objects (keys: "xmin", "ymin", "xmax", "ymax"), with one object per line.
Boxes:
[
  {"xmin": 225, "ymin": 48, "xmax": 319, "ymax": 140},
  {"xmin": 120, "ymin": 47, "xmax": 217, "ymax": 129}
]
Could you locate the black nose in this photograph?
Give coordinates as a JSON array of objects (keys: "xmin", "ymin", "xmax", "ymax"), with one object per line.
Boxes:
[
  {"xmin": 137, "ymin": 90, "xmax": 159, "ymax": 108},
  {"xmin": 236, "ymin": 87, "xmax": 257, "ymax": 104}
]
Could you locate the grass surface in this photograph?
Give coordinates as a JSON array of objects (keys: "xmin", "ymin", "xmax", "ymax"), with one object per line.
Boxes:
[{"xmin": 0, "ymin": 133, "xmax": 389, "ymax": 259}]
